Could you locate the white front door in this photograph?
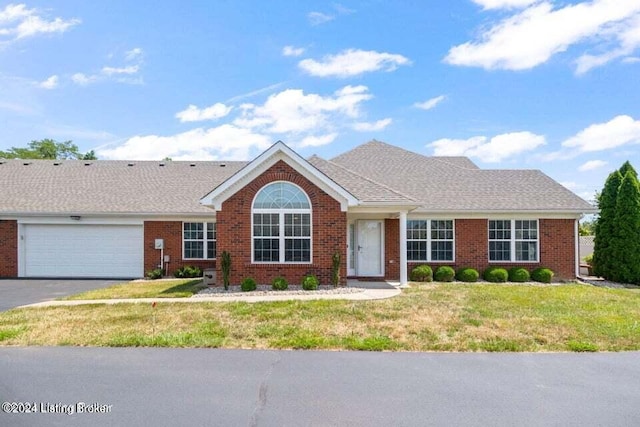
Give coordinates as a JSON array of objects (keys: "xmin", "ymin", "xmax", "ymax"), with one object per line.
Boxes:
[{"xmin": 356, "ymin": 220, "xmax": 383, "ymax": 276}]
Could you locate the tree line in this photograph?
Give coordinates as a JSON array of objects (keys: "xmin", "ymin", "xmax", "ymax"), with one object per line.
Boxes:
[{"xmin": 0, "ymin": 139, "xmax": 97, "ymax": 160}]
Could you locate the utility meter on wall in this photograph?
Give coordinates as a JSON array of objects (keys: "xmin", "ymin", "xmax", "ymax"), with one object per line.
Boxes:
[{"xmin": 154, "ymin": 239, "xmax": 164, "ymax": 250}]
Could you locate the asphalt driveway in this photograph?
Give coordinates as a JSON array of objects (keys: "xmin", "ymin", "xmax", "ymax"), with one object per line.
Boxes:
[{"xmin": 0, "ymin": 279, "xmax": 120, "ymax": 311}]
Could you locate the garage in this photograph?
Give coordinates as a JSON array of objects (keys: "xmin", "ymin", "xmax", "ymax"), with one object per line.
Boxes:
[{"xmin": 22, "ymin": 224, "xmax": 143, "ymax": 278}]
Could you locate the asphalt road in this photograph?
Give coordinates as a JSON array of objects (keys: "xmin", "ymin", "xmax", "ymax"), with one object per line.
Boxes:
[
  {"xmin": 0, "ymin": 279, "xmax": 120, "ymax": 311},
  {"xmin": 0, "ymin": 348, "xmax": 638, "ymax": 426}
]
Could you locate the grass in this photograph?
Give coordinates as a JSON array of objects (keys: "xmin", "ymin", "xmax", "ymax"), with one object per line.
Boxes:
[
  {"xmin": 61, "ymin": 279, "xmax": 205, "ymax": 300},
  {"xmin": 1, "ymin": 283, "xmax": 639, "ymax": 352}
]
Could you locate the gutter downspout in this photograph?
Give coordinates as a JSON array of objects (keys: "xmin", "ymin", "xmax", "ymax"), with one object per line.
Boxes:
[{"xmin": 399, "ymin": 211, "xmax": 408, "ymax": 286}]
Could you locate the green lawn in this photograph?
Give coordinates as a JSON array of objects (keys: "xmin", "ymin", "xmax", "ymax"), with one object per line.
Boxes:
[
  {"xmin": 61, "ymin": 279, "xmax": 205, "ymax": 300},
  {"xmin": 2, "ymin": 283, "xmax": 639, "ymax": 352}
]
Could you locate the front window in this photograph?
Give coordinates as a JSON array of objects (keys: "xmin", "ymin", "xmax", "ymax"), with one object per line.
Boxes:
[
  {"xmin": 407, "ymin": 219, "xmax": 454, "ymax": 262},
  {"xmin": 183, "ymin": 222, "xmax": 216, "ymax": 259},
  {"xmin": 252, "ymin": 182, "xmax": 312, "ymax": 263},
  {"xmin": 488, "ymin": 219, "xmax": 538, "ymax": 262}
]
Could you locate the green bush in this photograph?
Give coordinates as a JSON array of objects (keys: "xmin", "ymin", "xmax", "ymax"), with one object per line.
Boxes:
[
  {"xmin": 583, "ymin": 253, "xmax": 593, "ymax": 265},
  {"xmin": 240, "ymin": 277, "xmax": 257, "ymax": 292},
  {"xmin": 531, "ymin": 267, "xmax": 554, "ymax": 283},
  {"xmin": 302, "ymin": 275, "xmax": 319, "ymax": 291},
  {"xmin": 456, "ymin": 267, "xmax": 479, "ymax": 282},
  {"xmin": 173, "ymin": 265, "xmax": 202, "ymax": 278},
  {"xmin": 410, "ymin": 265, "xmax": 433, "ymax": 282},
  {"xmin": 508, "ymin": 267, "xmax": 530, "ymax": 283},
  {"xmin": 272, "ymin": 276, "xmax": 288, "ymax": 291},
  {"xmin": 483, "ymin": 267, "xmax": 508, "ymax": 283},
  {"xmin": 434, "ymin": 266, "xmax": 455, "ymax": 282},
  {"xmin": 146, "ymin": 268, "xmax": 164, "ymax": 280}
]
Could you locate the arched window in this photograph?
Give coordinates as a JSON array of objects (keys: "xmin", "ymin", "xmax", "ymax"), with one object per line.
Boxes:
[{"xmin": 252, "ymin": 182, "xmax": 312, "ymax": 263}]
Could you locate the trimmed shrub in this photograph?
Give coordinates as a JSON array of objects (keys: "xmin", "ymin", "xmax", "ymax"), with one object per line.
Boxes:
[
  {"xmin": 434, "ymin": 266, "xmax": 455, "ymax": 282},
  {"xmin": 302, "ymin": 275, "xmax": 319, "ymax": 291},
  {"xmin": 531, "ymin": 267, "xmax": 554, "ymax": 283},
  {"xmin": 240, "ymin": 277, "xmax": 257, "ymax": 292},
  {"xmin": 483, "ymin": 267, "xmax": 508, "ymax": 283},
  {"xmin": 272, "ymin": 276, "xmax": 288, "ymax": 291},
  {"xmin": 456, "ymin": 267, "xmax": 479, "ymax": 283},
  {"xmin": 173, "ymin": 265, "xmax": 202, "ymax": 278},
  {"xmin": 508, "ymin": 267, "xmax": 530, "ymax": 283},
  {"xmin": 410, "ymin": 265, "xmax": 433, "ymax": 282},
  {"xmin": 146, "ymin": 268, "xmax": 164, "ymax": 280}
]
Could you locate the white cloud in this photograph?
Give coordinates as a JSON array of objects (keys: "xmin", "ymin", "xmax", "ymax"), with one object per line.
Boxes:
[
  {"xmin": 38, "ymin": 75, "xmax": 58, "ymax": 89},
  {"xmin": 298, "ymin": 133, "xmax": 338, "ymax": 148},
  {"xmin": 575, "ymin": 14, "xmax": 640, "ymax": 74},
  {"xmin": 101, "ymin": 65, "xmax": 139, "ymax": 76},
  {"xmin": 445, "ymin": 1, "xmax": 640, "ymax": 72},
  {"xmin": 71, "ymin": 73, "xmax": 97, "ymax": 86},
  {"xmin": 414, "ymin": 95, "xmax": 446, "ymax": 110},
  {"xmin": 562, "ymin": 115, "xmax": 640, "ymax": 153},
  {"xmin": 0, "ymin": 3, "xmax": 80, "ymax": 45},
  {"xmin": 578, "ymin": 159, "xmax": 608, "ymax": 171},
  {"xmin": 352, "ymin": 118, "xmax": 393, "ymax": 132},
  {"xmin": 97, "ymin": 125, "xmax": 272, "ymax": 161},
  {"xmin": 299, "ymin": 49, "xmax": 411, "ymax": 78},
  {"xmin": 234, "ymin": 85, "xmax": 373, "ymax": 133},
  {"xmin": 308, "ymin": 11, "xmax": 334, "ymax": 25},
  {"xmin": 175, "ymin": 103, "xmax": 232, "ymax": 122},
  {"xmin": 282, "ymin": 45, "xmax": 305, "ymax": 57},
  {"xmin": 428, "ymin": 131, "xmax": 546, "ymax": 162},
  {"xmin": 472, "ymin": 0, "xmax": 538, "ymax": 10},
  {"xmin": 72, "ymin": 48, "xmax": 144, "ymax": 86},
  {"xmin": 125, "ymin": 47, "xmax": 143, "ymax": 61}
]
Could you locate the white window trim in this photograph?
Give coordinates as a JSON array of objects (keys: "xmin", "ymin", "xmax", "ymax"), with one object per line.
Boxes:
[
  {"xmin": 488, "ymin": 219, "xmax": 539, "ymax": 263},
  {"xmin": 251, "ymin": 182, "xmax": 313, "ymax": 264},
  {"xmin": 182, "ymin": 221, "xmax": 216, "ymax": 260},
  {"xmin": 406, "ymin": 219, "xmax": 455, "ymax": 263}
]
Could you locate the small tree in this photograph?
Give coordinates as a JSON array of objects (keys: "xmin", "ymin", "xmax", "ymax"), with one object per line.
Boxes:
[
  {"xmin": 592, "ymin": 170, "xmax": 622, "ymax": 278},
  {"xmin": 609, "ymin": 171, "xmax": 640, "ymax": 283},
  {"xmin": 220, "ymin": 251, "xmax": 231, "ymax": 291},
  {"xmin": 331, "ymin": 252, "xmax": 341, "ymax": 287}
]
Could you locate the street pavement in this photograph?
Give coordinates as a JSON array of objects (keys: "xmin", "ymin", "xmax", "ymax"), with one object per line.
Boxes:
[{"xmin": 0, "ymin": 348, "xmax": 638, "ymax": 426}]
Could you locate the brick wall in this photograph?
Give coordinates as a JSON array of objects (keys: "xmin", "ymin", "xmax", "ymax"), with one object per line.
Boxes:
[
  {"xmin": 143, "ymin": 221, "xmax": 215, "ymax": 276},
  {"xmin": 384, "ymin": 218, "xmax": 399, "ymax": 280},
  {"xmin": 0, "ymin": 220, "xmax": 17, "ymax": 277},
  {"xmin": 404, "ymin": 218, "xmax": 577, "ymax": 280},
  {"xmin": 216, "ymin": 160, "xmax": 347, "ymax": 286}
]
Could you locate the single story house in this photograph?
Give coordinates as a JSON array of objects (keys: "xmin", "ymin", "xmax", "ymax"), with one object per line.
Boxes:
[{"xmin": 0, "ymin": 140, "xmax": 596, "ymax": 285}]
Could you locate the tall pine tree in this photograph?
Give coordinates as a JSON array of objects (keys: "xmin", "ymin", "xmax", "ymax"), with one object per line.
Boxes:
[
  {"xmin": 593, "ymin": 170, "xmax": 622, "ymax": 278},
  {"xmin": 618, "ymin": 161, "xmax": 638, "ymax": 179},
  {"xmin": 609, "ymin": 171, "xmax": 640, "ymax": 283}
]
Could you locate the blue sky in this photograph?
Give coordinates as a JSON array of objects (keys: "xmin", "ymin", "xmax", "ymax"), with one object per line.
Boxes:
[{"xmin": 1, "ymin": 0, "xmax": 640, "ymax": 203}]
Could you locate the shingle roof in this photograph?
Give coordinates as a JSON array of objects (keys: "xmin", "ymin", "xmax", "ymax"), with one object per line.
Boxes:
[
  {"xmin": 331, "ymin": 140, "xmax": 595, "ymax": 212},
  {"xmin": 0, "ymin": 140, "xmax": 595, "ymax": 215},
  {"xmin": 307, "ymin": 155, "xmax": 416, "ymax": 204},
  {"xmin": 0, "ymin": 160, "xmax": 246, "ymax": 215}
]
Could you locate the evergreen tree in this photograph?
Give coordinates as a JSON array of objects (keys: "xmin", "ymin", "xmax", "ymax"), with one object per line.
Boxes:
[
  {"xmin": 609, "ymin": 171, "xmax": 640, "ymax": 283},
  {"xmin": 593, "ymin": 170, "xmax": 622, "ymax": 278},
  {"xmin": 618, "ymin": 161, "xmax": 638, "ymax": 179}
]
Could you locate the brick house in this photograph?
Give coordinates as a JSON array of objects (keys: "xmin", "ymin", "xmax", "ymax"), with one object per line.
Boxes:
[{"xmin": 0, "ymin": 140, "xmax": 595, "ymax": 284}]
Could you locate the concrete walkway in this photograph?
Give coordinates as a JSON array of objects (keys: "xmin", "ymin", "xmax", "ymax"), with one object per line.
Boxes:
[{"xmin": 18, "ymin": 281, "xmax": 401, "ymax": 309}]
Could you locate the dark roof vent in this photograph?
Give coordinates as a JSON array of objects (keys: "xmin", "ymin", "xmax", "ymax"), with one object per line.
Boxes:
[
  {"xmin": 23, "ymin": 162, "xmax": 32, "ymax": 166},
  {"xmin": 159, "ymin": 163, "xmax": 165, "ymax": 167},
  {"xmin": 220, "ymin": 163, "xmax": 226, "ymax": 167},
  {"xmin": 53, "ymin": 162, "xmax": 62, "ymax": 166},
  {"xmin": 190, "ymin": 163, "xmax": 196, "ymax": 167},
  {"xmin": 84, "ymin": 162, "xmax": 92, "ymax": 166},
  {"xmin": 127, "ymin": 163, "xmax": 135, "ymax": 167}
]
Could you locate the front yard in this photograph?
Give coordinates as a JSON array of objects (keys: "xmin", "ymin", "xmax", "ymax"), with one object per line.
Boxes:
[{"xmin": 1, "ymin": 283, "xmax": 638, "ymax": 351}]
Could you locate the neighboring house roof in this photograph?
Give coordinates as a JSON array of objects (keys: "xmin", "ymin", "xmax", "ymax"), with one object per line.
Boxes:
[
  {"xmin": 0, "ymin": 159, "xmax": 246, "ymax": 215},
  {"xmin": 331, "ymin": 140, "xmax": 595, "ymax": 213},
  {"xmin": 0, "ymin": 140, "xmax": 596, "ymax": 216}
]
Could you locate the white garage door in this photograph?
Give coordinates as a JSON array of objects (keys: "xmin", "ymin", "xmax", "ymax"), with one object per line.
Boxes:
[{"xmin": 23, "ymin": 224, "xmax": 143, "ymax": 278}]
